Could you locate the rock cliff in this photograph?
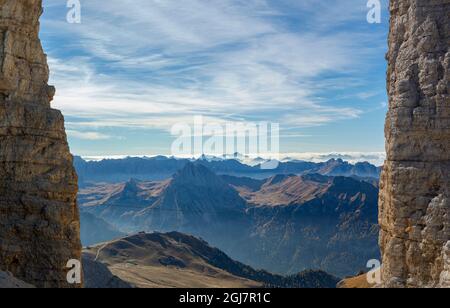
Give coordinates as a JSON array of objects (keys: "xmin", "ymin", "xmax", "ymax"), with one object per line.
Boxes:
[
  {"xmin": 0, "ymin": 0, "xmax": 82, "ymax": 287},
  {"xmin": 380, "ymin": 0, "xmax": 449, "ymax": 287}
]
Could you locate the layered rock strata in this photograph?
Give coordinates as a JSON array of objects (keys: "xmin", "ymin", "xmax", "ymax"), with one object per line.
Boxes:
[
  {"xmin": 0, "ymin": 0, "xmax": 81, "ymax": 287},
  {"xmin": 380, "ymin": 0, "xmax": 449, "ymax": 288}
]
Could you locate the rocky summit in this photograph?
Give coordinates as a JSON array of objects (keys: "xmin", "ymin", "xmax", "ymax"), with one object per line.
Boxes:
[
  {"xmin": 380, "ymin": 0, "xmax": 449, "ymax": 288},
  {"xmin": 0, "ymin": 0, "xmax": 81, "ymax": 287}
]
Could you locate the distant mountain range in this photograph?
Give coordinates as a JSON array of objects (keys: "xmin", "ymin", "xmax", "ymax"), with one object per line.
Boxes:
[
  {"xmin": 79, "ymin": 162, "xmax": 380, "ymax": 277},
  {"xmin": 74, "ymin": 155, "xmax": 382, "ymax": 185},
  {"xmin": 83, "ymin": 232, "xmax": 340, "ymax": 288}
]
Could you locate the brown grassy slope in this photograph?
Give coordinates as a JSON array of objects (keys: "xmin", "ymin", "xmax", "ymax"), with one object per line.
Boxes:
[
  {"xmin": 83, "ymin": 232, "xmax": 261, "ymax": 288},
  {"xmin": 239, "ymin": 174, "xmax": 330, "ymax": 206}
]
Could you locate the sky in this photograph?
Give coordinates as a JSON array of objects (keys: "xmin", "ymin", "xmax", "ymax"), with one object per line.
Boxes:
[{"xmin": 40, "ymin": 0, "xmax": 390, "ymax": 164}]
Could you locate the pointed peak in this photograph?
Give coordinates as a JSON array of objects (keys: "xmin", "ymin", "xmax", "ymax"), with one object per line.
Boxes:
[
  {"xmin": 123, "ymin": 178, "xmax": 141, "ymax": 192},
  {"xmin": 173, "ymin": 162, "xmax": 223, "ymax": 187},
  {"xmin": 177, "ymin": 162, "xmax": 213, "ymax": 176}
]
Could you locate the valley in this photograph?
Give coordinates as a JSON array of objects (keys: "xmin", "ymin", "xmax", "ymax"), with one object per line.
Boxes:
[
  {"xmin": 78, "ymin": 158, "xmax": 381, "ymax": 278},
  {"xmin": 82, "ymin": 232, "xmax": 340, "ymax": 288},
  {"xmin": 0, "ymin": 0, "xmax": 447, "ymax": 291}
]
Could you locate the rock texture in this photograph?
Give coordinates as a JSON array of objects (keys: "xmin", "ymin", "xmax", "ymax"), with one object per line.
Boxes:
[
  {"xmin": 440, "ymin": 241, "xmax": 450, "ymax": 286},
  {"xmin": 82, "ymin": 255, "xmax": 133, "ymax": 289},
  {"xmin": 380, "ymin": 0, "xmax": 450, "ymax": 288},
  {"xmin": 0, "ymin": 271, "xmax": 35, "ymax": 288},
  {"xmin": 0, "ymin": 0, "xmax": 81, "ymax": 287}
]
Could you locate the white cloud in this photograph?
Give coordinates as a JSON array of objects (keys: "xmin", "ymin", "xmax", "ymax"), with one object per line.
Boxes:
[
  {"xmin": 43, "ymin": 0, "xmax": 383, "ymax": 133},
  {"xmin": 67, "ymin": 130, "xmax": 114, "ymax": 140},
  {"xmin": 280, "ymin": 151, "xmax": 386, "ymax": 166},
  {"xmin": 78, "ymin": 152, "xmax": 386, "ymax": 166}
]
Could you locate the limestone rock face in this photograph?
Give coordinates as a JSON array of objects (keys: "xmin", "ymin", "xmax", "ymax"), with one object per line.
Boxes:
[
  {"xmin": 0, "ymin": 0, "xmax": 82, "ymax": 287},
  {"xmin": 440, "ymin": 241, "xmax": 450, "ymax": 287},
  {"xmin": 380, "ymin": 0, "xmax": 450, "ymax": 288}
]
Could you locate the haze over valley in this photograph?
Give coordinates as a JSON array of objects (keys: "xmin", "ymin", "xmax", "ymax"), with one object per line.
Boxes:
[{"xmin": 77, "ymin": 156, "xmax": 381, "ymax": 280}]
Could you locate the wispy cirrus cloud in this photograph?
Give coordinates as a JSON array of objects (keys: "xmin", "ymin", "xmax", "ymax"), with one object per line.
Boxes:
[
  {"xmin": 66, "ymin": 130, "xmax": 114, "ymax": 140},
  {"xmin": 41, "ymin": 0, "xmax": 388, "ymax": 155}
]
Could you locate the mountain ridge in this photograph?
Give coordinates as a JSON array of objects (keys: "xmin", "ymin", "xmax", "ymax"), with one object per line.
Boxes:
[
  {"xmin": 83, "ymin": 232, "xmax": 340, "ymax": 288},
  {"xmin": 79, "ymin": 163, "xmax": 380, "ymax": 277},
  {"xmin": 74, "ymin": 156, "xmax": 382, "ymax": 185}
]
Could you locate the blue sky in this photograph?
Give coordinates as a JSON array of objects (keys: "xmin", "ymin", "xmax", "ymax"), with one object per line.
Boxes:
[{"xmin": 40, "ymin": 0, "xmax": 389, "ymax": 164}]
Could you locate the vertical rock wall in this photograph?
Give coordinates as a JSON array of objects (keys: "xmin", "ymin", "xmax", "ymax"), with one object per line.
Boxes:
[
  {"xmin": 380, "ymin": 0, "xmax": 449, "ymax": 287},
  {"xmin": 0, "ymin": 0, "xmax": 81, "ymax": 287}
]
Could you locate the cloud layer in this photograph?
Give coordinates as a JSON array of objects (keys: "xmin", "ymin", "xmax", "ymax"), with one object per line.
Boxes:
[{"xmin": 41, "ymin": 0, "xmax": 389, "ymax": 154}]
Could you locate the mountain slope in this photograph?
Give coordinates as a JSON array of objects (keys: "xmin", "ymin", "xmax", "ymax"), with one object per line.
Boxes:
[
  {"xmin": 80, "ymin": 179, "xmax": 169, "ymax": 230},
  {"xmin": 80, "ymin": 211, "xmax": 126, "ymax": 246},
  {"xmin": 240, "ymin": 174, "xmax": 330, "ymax": 206},
  {"xmin": 79, "ymin": 165, "xmax": 380, "ymax": 277},
  {"xmin": 245, "ymin": 176, "xmax": 380, "ymax": 276},
  {"xmin": 83, "ymin": 232, "xmax": 339, "ymax": 288},
  {"xmin": 316, "ymin": 159, "xmax": 381, "ymax": 178},
  {"xmin": 132, "ymin": 163, "xmax": 250, "ymax": 248}
]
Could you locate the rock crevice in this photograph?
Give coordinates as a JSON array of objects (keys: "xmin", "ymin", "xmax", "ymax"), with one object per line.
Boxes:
[{"xmin": 0, "ymin": 0, "xmax": 81, "ymax": 288}]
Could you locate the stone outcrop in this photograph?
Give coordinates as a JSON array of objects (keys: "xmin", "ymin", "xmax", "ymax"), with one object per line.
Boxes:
[
  {"xmin": 380, "ymin": 0, "xmax": 449, "ymax": 287},
  {"xmin": 0, "ymin": 0, "xmax": 81, "ymax": 287},
  {"xmin": 82, "ymin": 254, "xmax": 134, "ymax": 289},
  {"xmin": 440, "ymin": 241, "xmax": 450, "ymax": 286},
  {"xmin": 0, "ymin": 271, "xmax": 35, "ymax": 288}
]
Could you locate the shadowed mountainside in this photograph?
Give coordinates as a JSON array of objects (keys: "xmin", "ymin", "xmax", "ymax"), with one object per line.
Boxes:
[
  {"xmin": 83, "ymin": 232, "xmax": 340, "ymax": 288},
  {"xmin": 80, "ymin": 211, "xmax": 125, "ymax": 246},
  {"xmin": 80, "ymin": 163, "xmax": 380, "ymax": 277}
]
